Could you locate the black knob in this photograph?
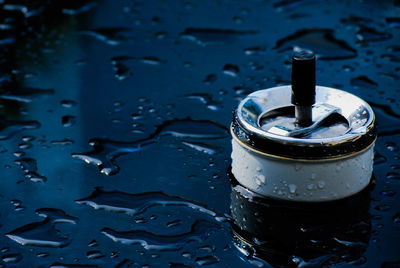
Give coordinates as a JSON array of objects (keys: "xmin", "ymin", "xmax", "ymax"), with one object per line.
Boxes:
[{"xmin": 291, "ymin": 51, "xmax": 316, "ymax": 106}]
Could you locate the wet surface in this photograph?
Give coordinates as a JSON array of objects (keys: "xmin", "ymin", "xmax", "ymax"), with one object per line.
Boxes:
[{"xmin": 0, "ymin": 0, "xmax": 400, "ymax": 267}]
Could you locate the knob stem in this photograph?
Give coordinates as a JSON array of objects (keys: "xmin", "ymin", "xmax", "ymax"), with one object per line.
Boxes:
[{"xmin": 291, "ymin": 51, "xmax": 316, "ymax": 127}]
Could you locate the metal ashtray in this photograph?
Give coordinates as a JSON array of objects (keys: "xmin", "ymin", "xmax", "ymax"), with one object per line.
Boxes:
[{"xmin": 231, "ymin": 51, "xmax": 376, "ymax": 202}]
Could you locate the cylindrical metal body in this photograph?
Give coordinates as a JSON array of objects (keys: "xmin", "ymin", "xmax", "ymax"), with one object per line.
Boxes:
[
  {"xmin": 231, "ymin": 85, "xmax": 376, "ymax": 202},
  {"xmin": 232, "ymin": 138, "xmax": 374, "ymax": 201}
]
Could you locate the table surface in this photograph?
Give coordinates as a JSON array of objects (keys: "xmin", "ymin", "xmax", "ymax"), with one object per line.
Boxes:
[{"xmin": 0, "ymin": 0, "xmax": 399, "ymax": 267}]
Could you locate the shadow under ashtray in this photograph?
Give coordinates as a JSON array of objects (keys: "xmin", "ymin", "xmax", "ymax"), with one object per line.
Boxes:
[{"xmin": 229, "ymin": 169, "xmax": 374, "ymax": 267}]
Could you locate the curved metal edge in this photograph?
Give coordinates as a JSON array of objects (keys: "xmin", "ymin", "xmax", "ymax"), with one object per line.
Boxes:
[
  {"xmin": 236, "ymin": 86, "xmax": 376, "ymax": 146},
  {"xmin": 231, "ymin": 124, "xmax": 377, "ymax": 162}
]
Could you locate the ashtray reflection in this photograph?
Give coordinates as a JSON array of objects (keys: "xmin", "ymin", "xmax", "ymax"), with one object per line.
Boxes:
[{"xmin": 229, "ymin": 170, "xmax": 373, "ymax": 267}]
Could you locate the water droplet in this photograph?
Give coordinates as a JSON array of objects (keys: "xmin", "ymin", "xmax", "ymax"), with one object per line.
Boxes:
[
  {"xmin": 50, "ymin": 262, "xmax": 100, "ymax": 268},
  {"xmin": 203, "ymin": 74, "xmax": 217, "ymax": 84},
  {"xmin": 35, "ymin": 208, "xmax": 78, "ymax": 224},
  {"xmin": 181, "ymin": 141, "xmax": 219, "ymax": 155},
  {"xmin": 198, "ymin": 245, "xmax": 215, "ymax": 253},
  {"xmin": 380, "ymin": 190, "xmax": 395, "ymax": 197},
  {"xmin": 223, "ymin": 64, "xmax": 239, "ymax": 77},
  {"xmin": 14, "ymin": 158, "xmax": 47, "ymax": 183},
  {"xmin": 22, "ymin": 135, "xmax": 35, "ymax": 142},
  {"xmin": 343, "ymin": 65, "xmax": 354, "ymax": 72},
  {"xmin": 131, "ymin": 113, "xmax": 144, "ymax": 121},
  {"xmin": 244, "ymin": 45, "xmax": 266, "ymax": 55},
  {"xmin": 386, "ymin": 142, "xmax": 399, "ymax": 152},
  {"xmin": 184, "ymin": 93, "xmax": 221, "ymax": 111},
  {"xmin": 340, "ymin": 15, "xmax": 372, "ymax": 27},
  {"xmin": 182, "ymin": 252, "xmax": 193, "ymax": 258},
  {"xmin": 87, "ymin": 250, "xmax": 105, "ymax": 259},
  {"xmin": 13, "ymin": 151, "xmax": 25, "ymax": 157},
  {"xmin": 255, "ymin": 174, "xmax": 266, "ymax": 186},
  {"xmin": 274, "ymin": 28, "xmax": 357, "ymax": 59},
  {"xmin": 51, "ymin": 139, "xmax": 74, "ymax": 145},
  {"xmin": 62, "ymin": 2, "xmax": 98, "ymax": 15},
  {"xmin": 382, "ymin": 53, "xmax": 400, "ymax": 63},
  {"xmin": 10, "ymin": 199, "xmax": 25, "ymax": 211},
  {"xmin": 112, "ymin": 62, "xmax": 132, "ymax": 81},
  {"xmin": 19, "ymin": 142, "xmax": 32, "ymax": 149},
  {"xmin": 307, "ymin": 184, "xmax": 315, "ymax": 191},
  {"xmin": 387, "ymin": 172, "xmax": 400, "ymax": 180},
  {"xmin": 111, "ymin": 56, "xmax": 166, "ymax": 66},
  {"xmin": 102, "ymin": 220, "xmax": 221, "ymax": 250},
  {"xmin": 37, "ymin": 252, "xmax": 49, "ymax": 258},
  {"xmin": 62, "ymin": 115, "xmax": 76, "ymax": 127},
  {"xmin": 317, "ymin": 181, "xmax": 325, "ymax": 189},
  {"xmin": 273, "ymin": 0, "xmax": 309, "ymax": 11},
  {"xmin": 166, "ymin": 219, "xmax": 182, "ymax": 228},
  {"xmin": 88, "ymin": 240, "xmax": 98, "ymax": 247},
  {"xmin": 393, "ymin": 212, "xmax": 400, "ymax": 223},
  {"xmin": 76, "ymin": 188, "xmax": 225, "ymax": 221},
  {"xmin": 333, "ymin": 237, "xmax": 367, "ymax": 248},
  {"xmin": 135, "ymin": 218, "xmax": 147, "ymax": 224},
  {"xmin": 180, "ymin": 28, "xmax": 258, "ymax": 46},
  {"xmin": 195, "ymin": 255, "xmax": 219, "ymax": 266},
  {"xmin": 79, "ymin": 27, "xmax": 132, "ymax": 45},
  {"xmin": 373, "ymin": 151, "xmax": 386, "ymax": 165},
  {"xmin": 0, "ymin": 119, "xmax": 40, "ymax": 141},
  {"xmin": 356, "ymin": 26, "xmax": 392, "ymax": 42},
  {"xmin": 234, "ymin": 85, "xmax": 252, "ymax": 96},
  {"xmin": 288, "ymin": 184, "xmax": 297, "ymax": 194},
  {"xmin": 72, "ymin": 119, "xmax": 227, "ymax": 175},
  {"xmin": 171, "ymin": 262, "xmax": 194, "ymax": 268},
  {"xmin": 6, "ymin": 218, "xmax": 70, "ymax": 247},
  {"xmin": 0, "ymin": 87, "xmax": 54, "ymax": 103},
  {"xmin": 374, "ymin": 204, "xmax": 392, "ymax": 211},
  {"xmin": 350, "ymin": 75, "xmax": 378, "ymax": 89},
  {"xmin": 2, "ymin": 253, "xmax": 22, "ymax": 263}
]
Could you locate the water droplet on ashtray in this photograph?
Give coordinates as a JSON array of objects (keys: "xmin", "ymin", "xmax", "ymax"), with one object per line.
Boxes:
[{"xmin": 288, "ymin": 184, "xmax": 297, "ymax": 194}]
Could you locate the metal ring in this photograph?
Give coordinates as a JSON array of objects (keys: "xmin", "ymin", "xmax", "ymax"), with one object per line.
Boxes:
[{"xmin": 233, "ymin": 86, "xmax": 376, "ymax": 159}]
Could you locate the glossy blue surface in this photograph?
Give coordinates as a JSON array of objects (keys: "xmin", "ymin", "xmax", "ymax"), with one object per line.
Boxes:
[{"xmin": 0, "ymin": 0, "xmax": 399, "ymax": 267}]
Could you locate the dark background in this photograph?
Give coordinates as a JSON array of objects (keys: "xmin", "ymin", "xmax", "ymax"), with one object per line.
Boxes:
[{"xmin": 0, "ymin": 0, "xmax": 399, "ymax": 267}]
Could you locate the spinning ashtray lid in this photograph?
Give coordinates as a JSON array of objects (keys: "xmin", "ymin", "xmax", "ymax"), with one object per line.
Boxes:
[{"xmin": 232, "ymin": 52, "xmax": 376, "ymax": 161}]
